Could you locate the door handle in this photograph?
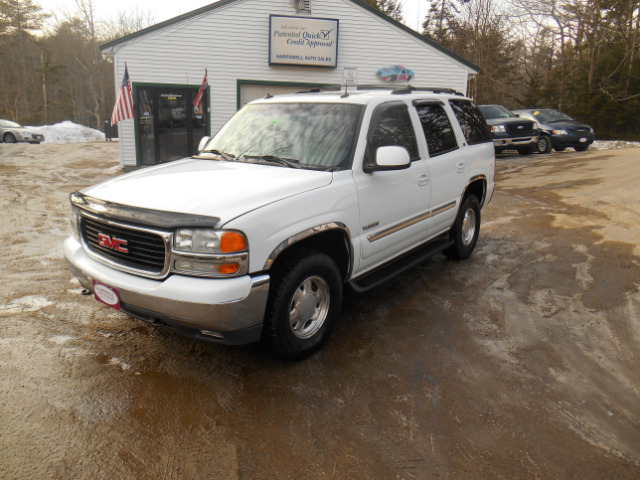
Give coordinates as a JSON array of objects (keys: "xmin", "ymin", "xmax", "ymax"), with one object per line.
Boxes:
[
  {"xmin": 418, "ymin": 173, "xmax": 430, "ymax": 186},
  {"xmin": 457, "ymin": 162, "xmax": 466, "ymax": 173}
]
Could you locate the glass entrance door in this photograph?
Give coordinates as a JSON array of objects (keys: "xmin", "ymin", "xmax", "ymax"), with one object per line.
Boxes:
[{"xmin": 136, "ymin": 86, "xmax": 208, "ymax": 165}]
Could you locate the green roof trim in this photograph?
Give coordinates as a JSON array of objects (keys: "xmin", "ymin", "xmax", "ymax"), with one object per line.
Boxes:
[{"xmin": 99, "ymin": 0, "xmax": 479, "ymax": 73}]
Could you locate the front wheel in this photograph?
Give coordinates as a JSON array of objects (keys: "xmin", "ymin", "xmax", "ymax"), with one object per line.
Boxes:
[
  {"xmin": 518, "ymin": 145, "xmax": 535, "ymax": 155},
  {"xmin": 263, "ymin": 249, "xmax": 343, "ymax": 359},
  {"xmin": 4, "ymin": 133, "xmax": 17, "ymax": 143},
  {"xmin": 574, "ymin": 144, "xmax": 589, "ymax": 152},
  {"xmin": 443, "ymin": 195, "xmax": 481, "ymax": 260},
  {"xmin": 537, "ymin": 135, "xmax": 552, "ymax": 154}
]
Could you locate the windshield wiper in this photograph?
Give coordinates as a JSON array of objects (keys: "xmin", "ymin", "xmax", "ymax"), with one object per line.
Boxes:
[
  {"xmin": 199, "ymin": 149, "xmax": 236, "ymax": 161},
  {"xmin": 241, "ymin": 154, "xmax": 302, "ymax": 169}
]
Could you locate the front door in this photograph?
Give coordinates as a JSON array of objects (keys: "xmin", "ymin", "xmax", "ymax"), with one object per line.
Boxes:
[
  {"xmin": 353, "ymin": 101, "xmax": 431, "ymax": 274},
  {"xmin": 137, "ymin": 86, "xmax": 208, "ymax": 165}
]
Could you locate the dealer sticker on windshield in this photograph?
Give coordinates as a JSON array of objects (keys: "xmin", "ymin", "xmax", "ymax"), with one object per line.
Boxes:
[{"xmin": 92, "ymin": 280, "xmax": 121, "ymax": 310}]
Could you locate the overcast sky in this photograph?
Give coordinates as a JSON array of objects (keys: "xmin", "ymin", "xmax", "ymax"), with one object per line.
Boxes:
[{"xmin": 36, "ymin": 0, "xmax": 426, "ymax": 32}]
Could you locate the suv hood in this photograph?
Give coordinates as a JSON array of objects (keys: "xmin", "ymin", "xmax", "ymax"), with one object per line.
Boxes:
[{"xmin": 82, "ymin": 158, "xmax": 333, "ymax": 224}]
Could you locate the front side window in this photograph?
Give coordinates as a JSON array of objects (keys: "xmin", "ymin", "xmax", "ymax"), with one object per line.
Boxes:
[
  {"xmin": 415, "ymin": 103, "xmax": 458, "ymax": 157},
  {"xmin": 367, "ymin": 102, "xmax": 419, "ymax": 162},
  {"xmin": 204, "ymin": 102, "xmax": 364, "ymax": 170},
  {"xmin": 449, "ymin": 99, "xmax": 492, "ymax": 145}
]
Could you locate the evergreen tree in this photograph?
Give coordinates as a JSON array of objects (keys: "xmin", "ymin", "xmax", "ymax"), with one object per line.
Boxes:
[{"xmin": 361, "ymin": 0, "xmax": 404, "ymax": 22}]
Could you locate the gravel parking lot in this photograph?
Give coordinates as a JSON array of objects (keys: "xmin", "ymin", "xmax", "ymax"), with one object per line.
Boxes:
[{"xmin": 1, "ymin": 143, "xmax": 639, "ymax": 479}]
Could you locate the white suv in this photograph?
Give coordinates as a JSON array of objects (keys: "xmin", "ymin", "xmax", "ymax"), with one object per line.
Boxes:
[{"xmin": 64, "ymin": 87, "xmax": 495, "ymax": 359}]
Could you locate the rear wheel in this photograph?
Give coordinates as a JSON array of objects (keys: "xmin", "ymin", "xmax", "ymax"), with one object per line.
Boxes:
[
  {"xmin": 4, "ymin": 133, "xmax": 17, "ymax": 143},
  {"xmin": 443, "ymin": 195, "xmax": 481, "ymax": 260},
  {"xmin": 263, "ymin": 249, "xmax": 342, "ymax": 359}
]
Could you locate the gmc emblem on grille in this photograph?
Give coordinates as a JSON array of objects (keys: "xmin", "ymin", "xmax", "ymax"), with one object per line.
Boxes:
[{"xmin": 97, "ymin": 233, "xmax": 128, "ymax": 253}]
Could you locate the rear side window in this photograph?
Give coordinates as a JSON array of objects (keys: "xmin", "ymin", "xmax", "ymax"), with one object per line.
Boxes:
[
  {"xmin": 368, "ymin": 102, "xmax": 419, "ymax": 161},
  {"xmin": 449, "ymin": 100, "xmax": 492, "ymax": 145},
  {"xmin": 415, "ymin": 103, "xmax": 458, "ymax": 156}
]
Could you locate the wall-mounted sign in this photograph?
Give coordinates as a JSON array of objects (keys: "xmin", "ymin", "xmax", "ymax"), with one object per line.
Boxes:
[
  {"xmin": 343, "ymin": 67, "xmax": 357, "ymax": 86},
  {"xmin": 377, "ymin": 66, "xmax": 415, "ymax": 82},
  {"xmin": 269, "ymin": 15, "xmax": 339, "ymax": 68}
]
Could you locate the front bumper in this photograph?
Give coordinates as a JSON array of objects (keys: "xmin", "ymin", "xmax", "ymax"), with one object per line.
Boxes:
[
  {"xmin": 492, "ymin": 135, "xmax": 538, "ymax": 149},
  {"xmin": 550, "ymin": 132, "xmax": 595, "ymax": 148},
  {"xmin": 17, "ymin": 132, "xmax": 44, "ymax": 143},
  {"xmin": 64, "ymin": 236, "xmax": 269, "ymax": 345}
]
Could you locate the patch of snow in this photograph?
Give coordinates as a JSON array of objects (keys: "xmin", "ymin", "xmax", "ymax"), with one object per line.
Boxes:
[
  {"xmin": 0, "ymin": 295, "xmax": 53, "ymax": 315},
  {"xmin": 28, "ymin": 121, "xmax": 106, "ymax": 144},
  {"xmin": 593, "ymin": 140, "xmax": 640, "ymax": 150}
]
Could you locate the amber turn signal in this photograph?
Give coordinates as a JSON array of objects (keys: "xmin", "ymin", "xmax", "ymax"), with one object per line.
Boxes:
[
  {"xmin": 220, "ymin": 232, "xmax": 247, "ymax": 252},
  {"xmin": 218, "ymin": 263, "xmax": 240, "ymax": 274}
]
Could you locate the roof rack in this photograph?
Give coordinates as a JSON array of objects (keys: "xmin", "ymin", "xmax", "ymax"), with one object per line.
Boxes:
[{"xmin": 391, "ymin": 85, "xmax": 465, "ymax": 96}]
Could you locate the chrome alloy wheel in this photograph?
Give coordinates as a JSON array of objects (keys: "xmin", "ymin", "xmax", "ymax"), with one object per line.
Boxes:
[
  {"xmin": 461, "ymin": 208, "xmax": 477, "ymax": 246},
  {"xmin": 289, "ymin": 275, "xmax": 330, "ymax": 339}
]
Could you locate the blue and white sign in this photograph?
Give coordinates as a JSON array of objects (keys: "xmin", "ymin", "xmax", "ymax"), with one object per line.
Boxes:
[{"xmin": 269, "ymin": 15, "xmax": 339, "ymax": 68}]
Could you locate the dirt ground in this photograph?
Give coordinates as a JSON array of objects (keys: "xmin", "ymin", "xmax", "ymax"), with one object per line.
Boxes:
[{"xmin": 0, "ymin": 142, "xmax": 639, "ymax": 479}]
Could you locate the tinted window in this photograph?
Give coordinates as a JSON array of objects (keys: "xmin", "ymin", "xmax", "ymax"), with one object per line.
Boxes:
[
  {"xmin": 449, "ymin": 100, "xmax": 492, "ymax": 145},
  {"xmin": 368, "ymin": 102, "xmax": 419, "ymax": 161},
  {"xmin": 479, "ymin": 105, "xmax": 514, "ymax": 119},
  {"xmin": 415, "ymin": 103, "xmax": 458, "ymax": 157}
]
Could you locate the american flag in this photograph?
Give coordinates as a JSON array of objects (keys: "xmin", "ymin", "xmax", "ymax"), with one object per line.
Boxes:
[
  {"xmin": 193, "ymin": 69, "xmax": 208, "ymax": 108},
  {"xmin": 111, "ymin": 65, "xmax": 134, "ymax": 126}
]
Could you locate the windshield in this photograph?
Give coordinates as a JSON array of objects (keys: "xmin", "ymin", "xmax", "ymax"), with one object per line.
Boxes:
[
  {"xmin": 201, "ymin": 102, "xmax": 364, "ymax": 170},
  {"xmin": 533, "ymin": 109, "xmax": 575, "ymax": 123},
  {"xmin": 0, "ymin": 120, "xmax": 22, "ymax": 128},
  {"xmin": 479, "ymin": 105, "xmax": 514, "ymax": 119}
]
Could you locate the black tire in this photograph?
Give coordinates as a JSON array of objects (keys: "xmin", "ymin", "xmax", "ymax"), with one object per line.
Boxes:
[
  {"xmin": 4, "ymin": 133, "xmax": 17, "ymax": 143},
  {"xmin": 443, "ymin": 195, "xmax": 481, "ymax": 260},
  {"xmin": 536, "ymin": 135, "xmax": 552, "ymax": 154},
  {"xmin": 263, "ymin": 248, "xmax": 343, "ymax": 360},
  {"xmin": 574, "ymin": 144, "xmax": 589, "ymax": 152},
  {"xmin": 518, "ymin": 145, "xmax": 535, "ymax": 155},
  {"xmin": 554, "ymin": 146, "xmax": 566, "ymax": 152}
]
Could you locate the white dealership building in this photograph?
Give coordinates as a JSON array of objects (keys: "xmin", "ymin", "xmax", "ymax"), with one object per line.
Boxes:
[{"xmin": 100, "ymin": 0, "xmax": 479, "ymax": 168}]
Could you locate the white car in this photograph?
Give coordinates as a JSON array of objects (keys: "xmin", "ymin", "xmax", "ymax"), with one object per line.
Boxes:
[
  {"xmin": 0, "ymin": 119, "xmax": 45, "ymax": 144},
  {"xmin": 64, "ymin": 88, "xmax": 495, "ymax": 359}
]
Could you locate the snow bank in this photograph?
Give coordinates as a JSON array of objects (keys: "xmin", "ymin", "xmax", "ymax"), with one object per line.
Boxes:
[
  {"xmin": 593, "ymin": 140, "xmax": 640, "ymax": 150},
  {"xmin": 29, "ymin": 121, "xmax": 106, "ymax": 144}
]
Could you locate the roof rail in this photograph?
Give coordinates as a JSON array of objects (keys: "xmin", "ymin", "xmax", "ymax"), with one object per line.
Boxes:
[{"xmin": 391, "ymin": 85, "xmax": 465, "ymax": 96}]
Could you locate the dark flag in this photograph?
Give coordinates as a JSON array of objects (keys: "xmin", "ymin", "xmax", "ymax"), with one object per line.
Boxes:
[{"xmin": 193, "ymin": 69, "xmax": 208, "ymax": 108}]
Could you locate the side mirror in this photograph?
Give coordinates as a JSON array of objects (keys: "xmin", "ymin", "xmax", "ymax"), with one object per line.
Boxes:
[
  {"xmin": 198, "ymin": 136, "xmax": 211, "ymax": 152},
  {"xmin": 374, "ymin": 146, "xmax": 411, "ymax": 170}
]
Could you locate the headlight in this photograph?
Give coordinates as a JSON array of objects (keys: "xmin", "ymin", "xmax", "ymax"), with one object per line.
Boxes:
[
  {"xmin": 491, "ymin": 125, "xmax": 506, "ymax": 133},
  {"xmin": 552, "ymin": 129, "xmax": 568, "ymax": 135},
  {"xmin": 174, "ymin": 229, "xmax": 246, "ymax": 253},
  {"xmin": 172, "ymin": 229, "xmax": 248, "ymax": 277}
]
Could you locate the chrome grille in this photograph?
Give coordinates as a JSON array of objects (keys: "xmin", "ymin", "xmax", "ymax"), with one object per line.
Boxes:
[
  {"xmin": 506, "ymin": 122, "xmax": 534, "ymax": 134},
  {"xmin": 81, "ymin": 216, "xmax": 167, "ymax": 274}
]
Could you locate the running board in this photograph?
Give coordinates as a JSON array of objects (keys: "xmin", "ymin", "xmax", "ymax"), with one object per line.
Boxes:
[{"xmin": 348, "ymin": 236, "xmax": 454, "ymax": 293}]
